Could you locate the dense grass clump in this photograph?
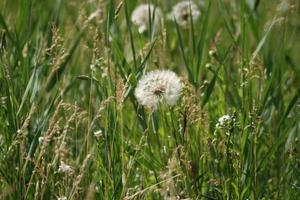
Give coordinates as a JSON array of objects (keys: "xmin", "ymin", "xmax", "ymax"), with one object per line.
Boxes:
[{"xmin": 0, "ymin": 0, "xmax": 300, "ymax": 199}]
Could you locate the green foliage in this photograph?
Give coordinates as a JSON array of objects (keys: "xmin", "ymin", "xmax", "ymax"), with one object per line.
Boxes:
[{"xmin": 0, "ymin": 0, "xmax": 300, "ymax": 199}]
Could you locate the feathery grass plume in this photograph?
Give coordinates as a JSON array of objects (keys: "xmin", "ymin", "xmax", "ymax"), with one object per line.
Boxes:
[
  {"xmin": 171, "ymin": 1, "xmax": 200, "ymax": 28},
  {"xmin": 181, "ymin": 78, "xmax": 203, "ymax": 124},
  {"xmin": 68, "ymin": 153, "xmax": 93, "ymax": 200},
  {"xmin": 131, "ymin": 4, "xmax": 162, "ymax": 33},
  {"xmin": 134, "ymin": 70, "xmax": 182, "ymax": 109}
]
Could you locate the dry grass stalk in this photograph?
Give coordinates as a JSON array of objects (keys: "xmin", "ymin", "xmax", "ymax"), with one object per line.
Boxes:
[{"xmin": 68, "ymin": 153, "xmax": 93, "ymax": 200}]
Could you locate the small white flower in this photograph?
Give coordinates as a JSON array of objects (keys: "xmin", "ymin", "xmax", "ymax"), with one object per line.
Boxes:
[
  {"xmin": 171, "ymin": 1, "xmax": 200, "ymax": 28},
  {"xmin": 131, "ymin": 4, "xmax": 162, "ymax": 33},
  {"xmin": 94, "ymin": 130, "xmax": 103, "ymax": 138},
  {"xmin": 58, "ymin": 161, "xmax": 73, "ymax": 174},
  {"xmin": 38, "ymin": 137, "xmax": 44, "ymax": 144},
  {"xmin": 90, "ymin": 64, "xmax": 97, "ymax": 71},
  {"xmin": 134, "ymin": 70, "xmax": 182, "ymax": 109},
  {"xmin": 57, "ymin": 197, "xmax": 67, "ymax": 200},
  {"xmin": 216, "ymin": 115, "xmax": 231, "ymax": 128}
]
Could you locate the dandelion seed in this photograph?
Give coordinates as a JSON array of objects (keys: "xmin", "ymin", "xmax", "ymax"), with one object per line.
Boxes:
[
  {"xmin": 171, "ymin": 1, "xmax": 200, "ymax": 28},
  {"xmin": 58, "ymin": 161, "xmax": 73, "ymax": 174},
  {"xmin": 131, "ymin": 4, "xmax": 162, "ymax": 34},
  {"xmin": 134, "ymin": 70, "xmax": 182, "ymax": 109}
]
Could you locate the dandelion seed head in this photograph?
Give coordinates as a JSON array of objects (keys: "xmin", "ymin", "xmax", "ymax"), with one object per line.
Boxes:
[
  {"xmin": 172, "ymin": 1, "xmax": 200, "ymax": 28},
  {"xmin": 131, "ymin": 4, "xmax": 162, "ymax": 33},
  {"xmin": 134, "ymin": 70, "xmax": 182, "ymax": 109}
]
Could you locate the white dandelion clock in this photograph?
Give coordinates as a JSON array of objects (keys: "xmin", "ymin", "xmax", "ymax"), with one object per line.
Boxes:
[
  {"xmin": 134, "ymin": 70, "xmax": 182, "ymax": 109},
  {"xmin": 171, "ymin": 1, "xmax": 200, "ymax": 28},
  {"xmin": 131, "ymin": 4, "xmax": 162, "ymax": 34}
]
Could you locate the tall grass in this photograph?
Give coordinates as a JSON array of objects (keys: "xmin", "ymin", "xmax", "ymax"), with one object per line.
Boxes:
[{"xmin": 0, "ymin": 0, "xmax": 300, "ymax": 199}]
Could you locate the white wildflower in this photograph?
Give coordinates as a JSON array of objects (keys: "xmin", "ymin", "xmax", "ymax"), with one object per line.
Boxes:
[
  {"xmin": 134, "ymin": 70, "xmax": 182, "ymax": 109},
  {"xmin": 131, "ymin": 4, "xmax": 162, "ymax": 33},
  {"xmin": 216, "ymin": 115, "xmax": 231, "ymax": 128},
  {"xmin": 38, "ymin": 136, "xmax": 44, "ymax": 144},
  {"xmin": 94, "ymin": 129, "xmax": 103, "ymax": 138},
  {"xmin": 58, "ymin": 161, "xmax": 73, "ymax": 174},
  {"xmin": 171, "ymin": 1, "xmax": 200, "ymax": 28},
  {"xmin": 90, "ymin": 63, "xmax": 97, "ymax": 71},
  {"xmin": 57, "ymin": 197, "xmax": 67, "ymax": 200}
]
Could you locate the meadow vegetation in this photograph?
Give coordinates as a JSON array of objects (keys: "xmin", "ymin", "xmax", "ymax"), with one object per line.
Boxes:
[{"xmin": 0, "ymin": 0, "xmax": 300, "ymax": 199}]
